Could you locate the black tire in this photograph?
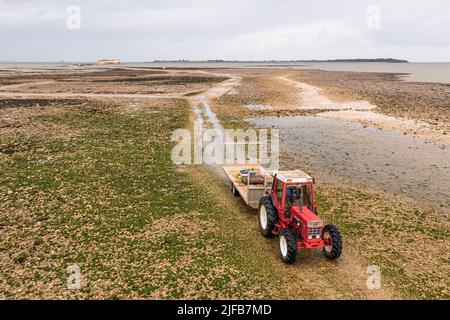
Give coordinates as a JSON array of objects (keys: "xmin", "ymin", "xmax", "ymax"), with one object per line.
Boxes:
[
  {"xmin": 322, "ymin": 225, "xmax": 343, "ymax": 260},
  {"xmin": 230, "ymin": 181, "xmax": 239, "ymax": 197},
  {"xmin": 258, "ymin": 196, "xmax": 278, "ymax": 238},
  {"xmin": 279, "ymin": 229, "xmax": 297, "ymax": 264}
]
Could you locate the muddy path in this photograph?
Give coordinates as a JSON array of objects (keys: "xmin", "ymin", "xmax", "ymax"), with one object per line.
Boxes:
[{"xmin": 279, "ymin": 77, "xmax": 376, "ymax": 110}]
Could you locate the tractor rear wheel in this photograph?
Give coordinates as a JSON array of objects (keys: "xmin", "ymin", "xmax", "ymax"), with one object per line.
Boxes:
[
  {"xmin": 230, "ymin": 181, "xmax": 239, "ymax": 197},
  {"xmin": 322, "ymin": 225, "xmax": 343, "ymax": 260},
  {"xmin": 258, "ymin": 197, "xmax": 278, "ymax": 237},
  {"xmin": 279, "ymin": 229, "xmax": 297, "ymax": 264}
]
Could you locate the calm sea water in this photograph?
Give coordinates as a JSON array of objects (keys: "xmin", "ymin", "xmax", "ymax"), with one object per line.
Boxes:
[{"xmin": 1, "ymin": 62, "xmax": 450, "ymax": 84}]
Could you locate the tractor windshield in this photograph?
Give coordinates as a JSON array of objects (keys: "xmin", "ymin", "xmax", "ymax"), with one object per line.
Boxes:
[{"xmin": 285, "ymin": 183, "xmax": 314, "ymax": 212}]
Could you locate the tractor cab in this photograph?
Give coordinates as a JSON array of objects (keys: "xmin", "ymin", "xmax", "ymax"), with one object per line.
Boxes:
[
  {"xmin": 270, "ymin": 171, "xmax": 323, "ymax": 244},
  {"xmin": 270, "ymin": 171, "xmax": 317, "ymax": 218}
]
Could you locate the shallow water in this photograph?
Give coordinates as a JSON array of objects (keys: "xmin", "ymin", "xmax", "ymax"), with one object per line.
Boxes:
[
  {"xmin": 201, "ymin": 98, "xmax": 223, "ymax": 131},
  {"xmin": 248, "ymin": 115, "xmax": 450, "ymax": 212}
]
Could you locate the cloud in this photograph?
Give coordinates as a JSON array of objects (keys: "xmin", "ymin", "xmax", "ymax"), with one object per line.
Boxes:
[
  {"xmin": 218, "ymin": 21, "xmax": 367, "ymax": 60},
  {"xmin": 0, "ymin": 0, "xmax": 449, "ymax": 61}
]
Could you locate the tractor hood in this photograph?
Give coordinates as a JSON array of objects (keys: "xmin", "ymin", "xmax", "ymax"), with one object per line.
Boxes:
[{"xmin": 292, "ymin": 206, "xmax": 321, "ymax": 224}]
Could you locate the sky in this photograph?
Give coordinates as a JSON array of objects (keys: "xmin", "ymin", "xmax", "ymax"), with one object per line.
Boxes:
[{"xmin": 0, "ymin": 0, "xmax": 449, "ymax": 62}]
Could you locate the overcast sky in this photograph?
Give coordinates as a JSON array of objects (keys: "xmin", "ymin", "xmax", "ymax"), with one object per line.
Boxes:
[{"xmin": 1, "ymin": 0, "xmax": 449, "ymax": 62}]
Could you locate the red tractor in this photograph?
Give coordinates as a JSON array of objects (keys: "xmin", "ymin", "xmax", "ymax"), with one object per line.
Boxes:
[{"xmin": 258, "ymin": 171, "xmax": 342, "ymax": 264}]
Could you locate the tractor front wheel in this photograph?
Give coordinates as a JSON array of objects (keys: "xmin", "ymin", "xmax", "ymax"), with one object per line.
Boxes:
[
  {"xmin": 279, "ymin": 229, "xmax": 297, "ymax": 264},
  {"xmin": 322, "ymin": 225, "xmax": 343, "ymax": 260},
  {"xmin": 258, "ymin": 197, "xmax": 278, "ymax": 237}
]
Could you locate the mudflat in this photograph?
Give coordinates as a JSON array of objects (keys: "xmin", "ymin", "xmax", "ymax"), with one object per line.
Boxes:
[{"xmin": 0, "ymin": 65, "xmax": 448, "ymax": 299}]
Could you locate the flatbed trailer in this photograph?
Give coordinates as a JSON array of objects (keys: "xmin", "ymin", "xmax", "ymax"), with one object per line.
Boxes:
[{"xmin": 223, "ymin": 165, "xmax": 273, "ymax": 209}]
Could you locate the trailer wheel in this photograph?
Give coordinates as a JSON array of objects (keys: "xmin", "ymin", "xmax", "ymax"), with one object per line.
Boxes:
[
  {"xmin": 258, "ymin": 197, "xmax": 278, "ymax": 237},
  {"xmin": 230, "ymin": 181, "xmax": 239, "ymax": 197},
  {"xmin": 322, "ymin": 225, "xmax": 343, "ymax": 260},
  {"xmin": 279, "ymin": 229, "xmax": 297, "ymax": 264}
]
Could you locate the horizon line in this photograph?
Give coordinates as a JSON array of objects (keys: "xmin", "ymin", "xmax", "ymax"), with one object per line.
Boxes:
[{"xmin": 1, "ymin": 60, "xmax": 450, "ymax": 64}]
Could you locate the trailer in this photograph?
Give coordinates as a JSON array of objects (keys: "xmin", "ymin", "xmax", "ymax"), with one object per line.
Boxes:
[{"xmin": 223, "ymin": 165, "xmax": 273, "ymax": 209}]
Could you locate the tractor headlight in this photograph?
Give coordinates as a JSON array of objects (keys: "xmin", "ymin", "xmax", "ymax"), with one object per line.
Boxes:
[{"xmin": 307, "ymin": 221, "xmax": 323, "ymax": 228}]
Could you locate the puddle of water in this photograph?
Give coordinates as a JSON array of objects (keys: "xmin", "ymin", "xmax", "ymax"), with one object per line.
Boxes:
[
  {"xmin": 248, "ymin": 115, "xmax": 450, "ymax": 212},
  {"xmin": 193, "ymin": 99, "xmax": 230, "ymax": 180},
  {"xmin": 201, "ymin": 98, "xmax": 223, "ymax": 131}
]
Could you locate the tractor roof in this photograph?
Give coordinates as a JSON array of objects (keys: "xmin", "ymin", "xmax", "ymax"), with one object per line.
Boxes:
[{"xmin": 275, "ymin": 170, "xmax": 313, "ymax": 184}]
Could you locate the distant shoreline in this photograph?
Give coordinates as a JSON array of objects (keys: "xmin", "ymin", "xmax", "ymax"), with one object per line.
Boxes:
[
  {"xmin": 0, "ymin": 59, "xmax": 406, "ymax": 64},
  {"xmin": 149, "ymin": 58, "xmax": 409, "ymax": 64}
]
